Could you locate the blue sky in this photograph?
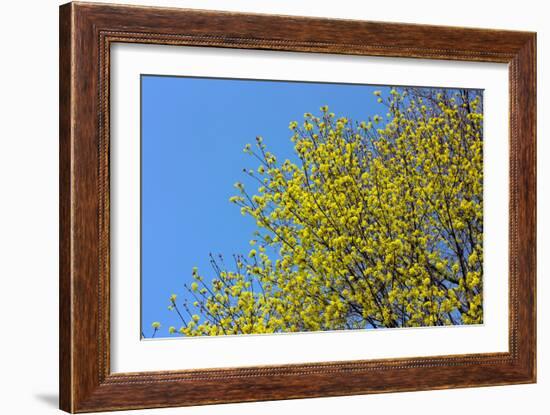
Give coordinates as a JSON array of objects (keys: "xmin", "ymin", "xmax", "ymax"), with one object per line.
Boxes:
[{"xmin": 140, "ymin": 75, "xmax": 391, "ymax": 338}]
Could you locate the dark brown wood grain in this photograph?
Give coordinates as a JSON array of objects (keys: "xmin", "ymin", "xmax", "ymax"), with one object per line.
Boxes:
[
  {"xmin": 59, "ymin": 2, "xmax": 536, "ymax": 412},
  {"xmin": 59, "ymin": 3, "xmax": 73, "ymax": 411}
]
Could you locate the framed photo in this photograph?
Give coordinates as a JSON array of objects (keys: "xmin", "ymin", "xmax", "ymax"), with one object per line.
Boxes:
[{"xmin": 59, "ymin": 2, "xmax": 536, "ymax": 412}]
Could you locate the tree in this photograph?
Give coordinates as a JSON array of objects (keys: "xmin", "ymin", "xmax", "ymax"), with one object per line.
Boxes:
[{"xmin": 162, "ymin": 87, "xmax": 484, "ymax": 337}]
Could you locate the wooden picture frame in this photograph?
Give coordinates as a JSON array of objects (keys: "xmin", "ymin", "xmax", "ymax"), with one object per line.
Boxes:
[{"xmin": 59, "ymin": 2, "xmax": 536, "ymax": 412}]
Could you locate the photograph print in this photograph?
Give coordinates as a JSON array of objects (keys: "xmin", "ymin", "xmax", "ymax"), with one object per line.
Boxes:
[{"xmin": 140, "ymin": 76, "xmax": 484, "ymax": 339}]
